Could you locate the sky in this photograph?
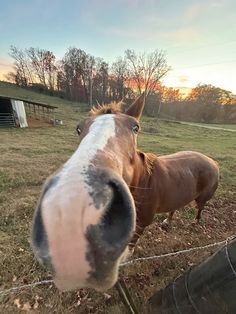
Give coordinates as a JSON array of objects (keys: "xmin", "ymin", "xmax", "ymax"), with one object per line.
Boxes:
[{"xmin": 0, "ymin": 0, "xmax": 236, "ymax": 93}]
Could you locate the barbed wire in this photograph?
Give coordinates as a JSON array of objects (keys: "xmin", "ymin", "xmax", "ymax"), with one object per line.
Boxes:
[
  {"xmin": 120, "ymin": 237, "xmax": 231, "ymax": 266},
  {"xmin": 0, "ymin": 235, "xmax": 234, "ymax": 297},
  {"xmin": 0, "ymin": 280, "xmax": 53, "ymax": 297}
]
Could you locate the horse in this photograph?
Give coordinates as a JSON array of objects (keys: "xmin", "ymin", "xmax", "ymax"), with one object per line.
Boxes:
[
  {"xmin": 129, "ymin": 149, "xmax": 219, "ymax": 247},
  {"xmin": 31, "ymin": 94, "xmax": 219, "ymax": 292}
]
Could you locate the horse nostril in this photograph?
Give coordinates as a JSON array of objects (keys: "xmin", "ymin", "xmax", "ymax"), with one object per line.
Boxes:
[
  {"xmin": 31, "ymin": 204, "xmax": 51, "ymax": 269},
  {"xmin": 85, "ymin": 168, "xmax": 135, "ymax": 251},
  {"xmin": 85, "ymin": 175, "xmax": 135, "ymax": 283},
  {"xmin": 31, "ymin": 175, "xmax": 60, "ymax": 268},
  {"xmin": 99, "ymin": 180, "xmax": 134, "ymax": 247},
  {"xmin": 101, "ymin": 183, "xmax": 133, "ymax": 245}
]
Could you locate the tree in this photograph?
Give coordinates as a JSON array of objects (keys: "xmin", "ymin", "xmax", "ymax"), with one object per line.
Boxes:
[
  {"xmin": 27, "ymin": 48, "xmax": 57, "ymax": 91},
  {"xmin": 186, "ymin": 84, "xmax": 235, "ymax": 122},
  {"xmin": 8, "ymin": 45, "xmax": 33, "ymax": 86},
  {"xmin": 4, "ymin": 71, "xmax": 18, "ymax": 84},
  {"xmin": 87, "ymin": 55, "xmax": 96, "ymax": 106},
  {"xmin": 111, "ymin": 57, "xmax": 129, "ymax": 99},
  {"xmin": 61, "ymin": 48, "xmax": 87, "ymax": 101},
  {"xmin": 159, "ymin": 86, "xmax": 182, "ymax": 103},
  {"xmin": 8, "ymin": 46, "xmax": 58, "ymax": 91},
  {"xmin": 125, "ymin": 49, "xmax": 170, "ymax": 96},
  {"xmin": 188, "ymin": 84, "xmax": 224, "ymax": 104},
  {"xmin": 92, "ymin": 58, "xmax": 109, "ymax": 103},
  {"xmin": 60, "ymin": 47, "xmax": 96, "ymax": 102}
]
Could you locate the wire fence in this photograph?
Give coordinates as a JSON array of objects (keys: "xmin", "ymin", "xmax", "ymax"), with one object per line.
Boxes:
[
  {"xmin": 120, "ymin": 238, "xmax": 229, "ymax": 266},
  {"xmin": 0, "ymin": 280, "xmax": 53, "ymax": 297},
  {"xmin": 1, "ymin": 235, "xmax": 234, "ymax": 298}
]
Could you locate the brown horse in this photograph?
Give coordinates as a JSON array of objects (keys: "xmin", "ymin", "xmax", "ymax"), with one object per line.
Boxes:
[
  {"xmin": 129, "ymin": 150, "xmax": 219, "ymax": 247},
  {"xmin": 31, "ymin": 94, "xmax": 219, "ymax": 291}
]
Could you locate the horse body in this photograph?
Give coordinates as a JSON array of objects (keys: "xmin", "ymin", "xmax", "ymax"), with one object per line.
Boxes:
[
  {"xmin": 157, "ymin": 151, "xmax": 219, "ymax": 210},
  {"xmin": 130, "ymin": 150, "xmax": 219, "ymax": 245}
]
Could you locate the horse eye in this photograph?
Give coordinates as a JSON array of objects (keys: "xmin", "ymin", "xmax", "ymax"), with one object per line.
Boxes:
[
  {"xmin": 132, "ymin": 124, "xmax": 140, "ymax": 134},
  {"xmin": 76, "ymin": 127, "xmax": 81, "ymax": 135}
]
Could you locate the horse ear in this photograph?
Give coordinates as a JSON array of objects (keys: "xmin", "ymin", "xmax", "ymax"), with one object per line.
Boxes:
[{"xmin": 125, "ymin": 93, "xmax": 145, "ymax": 120}]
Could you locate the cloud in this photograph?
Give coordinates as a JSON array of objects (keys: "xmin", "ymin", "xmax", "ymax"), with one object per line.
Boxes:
[
  {"xmin": 166, "ymin": 28, "xmax": 202, "ymax": 43},
  {"xmin": 99, "ymin": 21, "xmax": 202, "ymax": 44},
  {"xmin": 185, "ymin": 3, "xmax": 205, "ymax": 20},
  {"xmin": 95, "ymin": 1, "xmax": 203, "ymax": 46},
  {"xmin": 178, "ymin": 75, "xmax": 189, "ymax": 84},
  {"xmin": 210, "ymin": 0, "xmax": 230, "ymax": 8},
  {"xmin": 185, "ymin": 0, "xmax": 229, "ymax": 20}
]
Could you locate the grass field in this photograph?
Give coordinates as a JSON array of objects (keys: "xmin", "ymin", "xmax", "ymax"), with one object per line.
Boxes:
[{"xmin": 0, "ymin": 83, "xmax": 236, "ymax": 313}]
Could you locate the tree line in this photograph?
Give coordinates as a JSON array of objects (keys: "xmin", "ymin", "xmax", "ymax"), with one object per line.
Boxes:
[
  {"xmin": 6, "ymin": 45, "xmax": 236, "ymax": 123},
  {"xmin": 6, "ymin": 46, "xmax": 170, "ymax": 105},
  {"xmin": 147, "ymin": 84, "xmax": 236, "ymax": 123}
]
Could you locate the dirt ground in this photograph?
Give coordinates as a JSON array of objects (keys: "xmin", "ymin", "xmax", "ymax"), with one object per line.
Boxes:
[{"xmin": 26, "ymin": 117, "xmax": 53, "ymax": 128}]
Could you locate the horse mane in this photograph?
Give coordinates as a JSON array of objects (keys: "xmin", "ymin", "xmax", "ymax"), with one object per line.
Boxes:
[
  {"xmin": 137, "ymin": 151, "xmax": 156, "ymax": 176},
  {"xmin": 89, "ymin": 101, "xmax": 123, "ymax": 116}
]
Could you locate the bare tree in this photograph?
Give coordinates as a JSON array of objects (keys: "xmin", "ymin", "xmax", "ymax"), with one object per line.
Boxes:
[
  {"xmin": 27, "ymin": 48, "xmax": 57, "ymax": 90},
  {"xmin": 4, "ymin": 71, "xmax": 17, "ymax": 84},
  {"xmin": 7, "ymin": 45, "xmax": 172, "ymax": 107},
  {"xmin": 125, "ymin": 49, "xmax": 170, "ymax": 96},
  {"xmin": 61, "ymin": 47, "xmax": 87, "ymax": 101},
  {"xmin": 87, "ymin": 55, "xmax": 96, "ymax": 106},
  {"xmin": 92, "ymin": 58, "xmax": 110, "ymax": 103},
  {"xmin": 111, "ymin": 57, "xmax": 129, "ymax": 99},
  {"xmin": 9, "ymin": 45, "xmax": 34, "ymax": 86},
  {"xmin": 8, "ymin": 46, "xmax": 58, "ymax": 91},
  {"xmin": 59, "ymin": 48, "xmax": 99, "ymax": 102}
]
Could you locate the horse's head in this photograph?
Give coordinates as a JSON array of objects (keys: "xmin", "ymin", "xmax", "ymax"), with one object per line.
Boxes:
[{"xmin": 31, "ymin": 94, "xmax": 145, "ymax": 291}]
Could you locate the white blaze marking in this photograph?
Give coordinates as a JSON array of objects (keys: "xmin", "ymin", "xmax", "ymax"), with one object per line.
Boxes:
[
  {"xmin": 46, "ymin": 114, "xmax": 116, "ymax": 197},
  {"xmin": 41, "ymin": 114, "xmax": 118, "ymax": 289},
  {"xmin": 44, "ymin": 114, "xmax": 117, "ymax": 220},
  {"xmin": 64, "ymin": 114, "xmax": 116, "ymax": 174}
]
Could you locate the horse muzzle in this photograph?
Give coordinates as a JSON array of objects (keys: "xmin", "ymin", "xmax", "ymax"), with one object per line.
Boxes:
[{"xmin": 31, "ymin": 167, "xmax": 136, "ymax": 291}]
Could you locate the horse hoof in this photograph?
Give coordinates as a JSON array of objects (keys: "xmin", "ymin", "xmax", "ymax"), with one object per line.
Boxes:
[{"xmin": 161, "ymin": 219, "xmax": 171, "ymax": 231}]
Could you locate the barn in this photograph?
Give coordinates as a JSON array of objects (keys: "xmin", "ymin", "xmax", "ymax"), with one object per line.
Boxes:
[{"xmin": 0, "ymin": 95, "xmax": 57, "ymax": 128}]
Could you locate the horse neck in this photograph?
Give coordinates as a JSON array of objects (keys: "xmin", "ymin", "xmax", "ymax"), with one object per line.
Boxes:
[{"xmin": 130, "ymin": 150, "xmax": 156, "ymax": 193}]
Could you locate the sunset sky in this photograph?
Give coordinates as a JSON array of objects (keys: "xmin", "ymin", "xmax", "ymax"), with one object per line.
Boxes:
[{"xmin": 0, "ymin": 0, "xmax": 236, "ymax": 93}]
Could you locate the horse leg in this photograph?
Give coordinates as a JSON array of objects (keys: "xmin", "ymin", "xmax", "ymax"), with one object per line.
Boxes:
[
  {"xmin": 195, "ymin": 185, "xmax": 217, "ymax": 224},
  {"xmin": 195, "ymin": 202, "xmax": 205, "ymax": 223},
  {"xmin": 161, "ymin": 211, "xmax": 175, "ymax": 230},
  {"xmin": 168, "ymin": 210, "xmax": 175, "ymax": 224},
  {"xmin": 162, "ymin": 210, "xmax": 175, "ymax": 225},
  {"xmin": 129, "ymin": 224, "xmax": 146, "ymax": 254}
]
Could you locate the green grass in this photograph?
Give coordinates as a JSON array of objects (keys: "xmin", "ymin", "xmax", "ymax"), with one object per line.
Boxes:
[
  {"xmin": 140, "ymin": 116, "xmax": 236, "ymax": 195},
  {"xmin": 0, "ymin": 81, "xmax": 80, "ymax": 107},
  {"xmin": 0, "ymin": 83, "xmax": 236, "ymax": 313}
]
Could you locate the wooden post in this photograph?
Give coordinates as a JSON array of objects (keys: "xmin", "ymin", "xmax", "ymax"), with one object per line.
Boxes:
[
  {"xmin": 33, "ymin": 104, "xmax": 36, "ymax": 119},
  {"xmin": 115, "ymin": 278, "xmax": 139, "ymax": 314}
]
